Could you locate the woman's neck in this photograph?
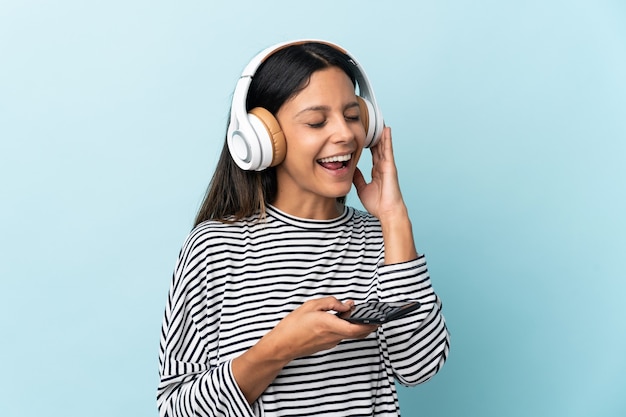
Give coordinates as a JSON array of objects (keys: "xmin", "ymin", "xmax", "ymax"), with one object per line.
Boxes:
[{"xmin": 271, "ymin": 196, "xmax": 343, "ymax": 220}]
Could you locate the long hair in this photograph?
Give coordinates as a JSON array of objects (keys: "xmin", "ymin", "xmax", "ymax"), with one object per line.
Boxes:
[{"xmin": 194, "ymin": 42, "xmax": 358, "ymax": 226}]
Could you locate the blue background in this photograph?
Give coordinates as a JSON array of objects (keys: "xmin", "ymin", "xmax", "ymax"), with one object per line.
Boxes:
[{"xmin": 1, "ymin": 1, "xmax": 625, "ymax": 416}]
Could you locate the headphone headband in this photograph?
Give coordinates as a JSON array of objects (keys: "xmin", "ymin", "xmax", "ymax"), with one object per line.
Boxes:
[
  {"xmin": 227, "ymin": 39, "xmax": 383, "ymax": 171},
  {"xmin": 240, "ymin": 40, "xmax": 347, "ymax": 77}
]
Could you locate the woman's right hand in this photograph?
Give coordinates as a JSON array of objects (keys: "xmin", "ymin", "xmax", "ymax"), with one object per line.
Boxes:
[
  {"xmin": 232, "ymin": 297, "xmax": 378, "ymax": 405},
  {"xmin": 262, "ymin": 297, "xmax": 379, "ymax": 361}
]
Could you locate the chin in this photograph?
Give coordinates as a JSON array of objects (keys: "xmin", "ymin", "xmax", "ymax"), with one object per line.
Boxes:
[{"xmin": 327, "ymin": 185, "xmax": 353, "ymax": 199}]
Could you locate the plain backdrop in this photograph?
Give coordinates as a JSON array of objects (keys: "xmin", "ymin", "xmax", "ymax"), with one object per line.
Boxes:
[{"xmin": 1, "ymin": 1, "xmax": 625, "ymax": 416}]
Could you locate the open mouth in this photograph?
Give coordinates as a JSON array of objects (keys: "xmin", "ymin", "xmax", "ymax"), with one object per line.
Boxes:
[{"xmin": 317, "ymin": 154, "xmax": 352, "ymax": 170}]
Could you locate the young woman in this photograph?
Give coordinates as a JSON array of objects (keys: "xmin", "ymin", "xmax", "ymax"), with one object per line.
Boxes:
[{"xmin": 157, "ymin": 40, "xmax": 449, "ymax": 417}]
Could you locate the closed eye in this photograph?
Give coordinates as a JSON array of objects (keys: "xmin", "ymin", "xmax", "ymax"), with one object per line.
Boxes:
[{"xmin": 307, "ymin": 120, "xmax": 327, "ymax": 128}]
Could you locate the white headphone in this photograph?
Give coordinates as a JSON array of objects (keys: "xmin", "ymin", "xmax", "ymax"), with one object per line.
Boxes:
[{"xmin": 226, "ymin": 39, "xmax": 384, "ymax": 171}]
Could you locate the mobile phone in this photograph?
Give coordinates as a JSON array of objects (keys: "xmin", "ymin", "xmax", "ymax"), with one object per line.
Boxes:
[{"xmin": 337, "ymin": 300, "xmax": 421, "ymax": 324}]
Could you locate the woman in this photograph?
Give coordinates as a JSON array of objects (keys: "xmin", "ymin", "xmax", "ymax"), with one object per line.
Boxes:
[{"xmin": 158, "ymin": 40, "xmax": 449, "ymax": 416}]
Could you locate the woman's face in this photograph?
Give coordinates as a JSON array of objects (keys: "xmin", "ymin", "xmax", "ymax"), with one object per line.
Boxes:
[{"xmin": 274, "ymin": 66, "xmax": 366, "ymax": 216}]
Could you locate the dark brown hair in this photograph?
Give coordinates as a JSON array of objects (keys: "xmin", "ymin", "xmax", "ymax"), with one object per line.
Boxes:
[{"xmin": 194, "ymin": 42, "xmax": 357, "ymax": 226}]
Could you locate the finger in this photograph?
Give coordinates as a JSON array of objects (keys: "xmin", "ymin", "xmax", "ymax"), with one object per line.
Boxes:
[
  {"xmin": 374, "ymin": 128, "xmax": 399, "ymax": 178},
  {"xmin": 374, "ymin": 127, "xmax": 390, "ymax": 161},
  {"xmin": 370, "ymin": 127, "xmax": 392, "ymax": 167},
  {"xmin": 352, "ymin": 167, "xmax": 367, "ymax": 193},
  {"xmin": 344, "ymin": 323, "xmax": 379, "ymax": 339},
  {"xmin": 303, "ymin": 296, "xmax": 347, "ymax": 312},
  {"xmin": 333, "ymin": 300, "xmax": 356, "ymax": 316},
  {"xmin": 370, "ymin": 139, "xmax": 382, "ymax": 165},
  {"xmin": 383, "ymin": 127, "xmax": 395, "ymax": 162}
]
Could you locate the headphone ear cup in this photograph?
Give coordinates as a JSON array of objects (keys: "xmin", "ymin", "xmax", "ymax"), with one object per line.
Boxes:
[
  {"xmin": 248, "ymin": 107, "xmax": 287, "ymax": 168},
  {"xmin": 357, "ymin": 97, "xmax": 381, "ymax": 147}
]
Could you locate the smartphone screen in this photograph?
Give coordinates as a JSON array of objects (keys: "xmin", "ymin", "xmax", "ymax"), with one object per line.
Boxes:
[{"xmin": 337, "ymin": 300, "xmax": 421, "ymax": 324}]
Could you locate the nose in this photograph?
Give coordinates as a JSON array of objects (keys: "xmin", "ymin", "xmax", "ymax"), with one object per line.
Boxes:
[{"xmin": 330, "ymin": 115, "xmax": 357, "ymax": 144}]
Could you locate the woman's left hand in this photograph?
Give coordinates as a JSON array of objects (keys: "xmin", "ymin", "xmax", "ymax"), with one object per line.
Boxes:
[
  {"xmin": 353, "ymin": 126, "xmax": 417, "ymax": 263},
  {"xmin": 352, "ymin": 126, "xmax": 407, "ymax": 221}
]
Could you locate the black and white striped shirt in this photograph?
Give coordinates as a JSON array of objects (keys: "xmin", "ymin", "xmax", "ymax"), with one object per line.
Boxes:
[{"xmin": 158, "ymin": 205, "xmax": 449, "ymax": 416}]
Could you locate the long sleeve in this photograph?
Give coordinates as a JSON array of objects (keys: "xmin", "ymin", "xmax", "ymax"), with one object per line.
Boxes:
[
  {"xmin": 157, "ymin": 232, "xmax": 255, "ymax": 417},
  {"xmin": 157, "ymin": 207, "xmax": 449, "ymax": 416},
  {"xmin": 376, "ymin": 255, "xmax": 450, "ymax": 386}
]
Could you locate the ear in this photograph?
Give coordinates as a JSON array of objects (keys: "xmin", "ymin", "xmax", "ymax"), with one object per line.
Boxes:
[{"xmin": 248, "ymin": 107, "xmax": 287, "ymax": 167}]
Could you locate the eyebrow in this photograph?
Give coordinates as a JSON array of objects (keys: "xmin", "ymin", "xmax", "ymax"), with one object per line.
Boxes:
[{"xmin": 295, "ymin": 101, "xmax": 360, "ymax": 117}]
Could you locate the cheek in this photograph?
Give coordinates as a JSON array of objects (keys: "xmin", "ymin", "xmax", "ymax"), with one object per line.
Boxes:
[
  {"xmin": 354, "ymin": 125, "xmax": 367, "ymax": 150},
  {"xmin": 280, "ymin": 142, "xmax": 317, "ymax": 173},
  {"xmin": 353, "ymin": 130, "xmax": 366, "ymax": 163},
  {"xmin": 353, "ymin": 148, "xmax": 364, "ymax": 167},
  {"xmin": 282, "ymin": 129, "xmax": 320, "ymax": 160}
]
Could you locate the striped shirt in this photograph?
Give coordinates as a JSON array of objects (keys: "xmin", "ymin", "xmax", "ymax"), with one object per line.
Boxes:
[{"xmin": 158, "ymin": 205, "xmax": 449, "ymax": 416}]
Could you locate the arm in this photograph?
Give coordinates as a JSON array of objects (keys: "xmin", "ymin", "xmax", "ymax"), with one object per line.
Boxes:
[
  {"xmin": 376, "ymin": 257, "xmax": 450, "ymax": 385},
  {"xmin": 353, "ymin": 127, "xmax": 450, "ymax": 384},
  {"xmin": 352, "ymin": 127, "xmax": 416, "ymax": 265},
  {"xmin": 158, "ymin": 230, "xmax": 378, "ymax": 415},
  {"xmin": 157, "ymin": 240, "xmax": 254, "ymax": 416},
  {"xmin": 232, "ymin": 297, "xmax": 378, "ymax": 404}
]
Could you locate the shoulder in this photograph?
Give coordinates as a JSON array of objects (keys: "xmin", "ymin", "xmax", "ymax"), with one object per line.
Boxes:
[
  {"xmin": 180, "ymin": 216, "xmax": 259, "ymax": 254},
  {"xmin": 173, "ymin": 216, "xmax": 265, "ymax": 280}
]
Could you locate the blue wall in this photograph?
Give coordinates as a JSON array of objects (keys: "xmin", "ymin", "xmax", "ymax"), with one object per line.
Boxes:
[{"xmin": 1, "ymin": 1, "xmax": 624, "ymax": 416}]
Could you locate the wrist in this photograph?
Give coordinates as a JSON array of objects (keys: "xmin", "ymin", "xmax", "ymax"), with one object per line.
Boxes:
[
  {"xmin": 247, "ymin": 332, "xmax": 293, "ymax": 368},
  {"xmin": 232, "ymin": 335, "xmax": 291, "ymax": 404},
  {"xmin": 377, "ymin": 204, "xmax": 410, "ymax": 229},
  {"xmin": 378, "ymin": 206, "xmax": 418, "ymax": 264}
]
